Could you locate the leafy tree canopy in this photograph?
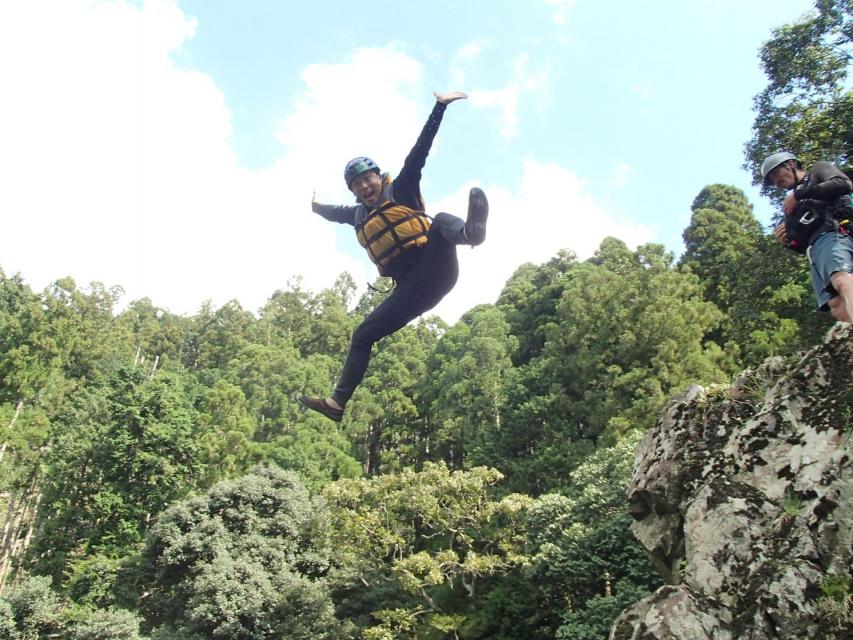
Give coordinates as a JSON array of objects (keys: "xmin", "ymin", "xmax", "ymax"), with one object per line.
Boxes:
[
  {"xmin": 140, "ymin": 466, "xmax": 347, "ymax": 639},
  {"xmin": 745, "ymin": 0, "xmax": 852, "ymax": 196}
]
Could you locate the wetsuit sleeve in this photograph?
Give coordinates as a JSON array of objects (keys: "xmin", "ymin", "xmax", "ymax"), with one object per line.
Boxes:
[
  {"xmin": 312, "ymin": 202, "xmax": 358, "ymax": 226},
  {"xmin": 392, "ymin": 101, "xmax": 448, "ymax": 208},
  {"xmin": 795, "ymin": 161, "xmax": 853, "ymax": 202}
]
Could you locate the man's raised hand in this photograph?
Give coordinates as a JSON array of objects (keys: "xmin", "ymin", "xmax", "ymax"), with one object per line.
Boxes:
[{"xmin": 434, "ymin": 91, "xmax": 468, "ymax": 105}]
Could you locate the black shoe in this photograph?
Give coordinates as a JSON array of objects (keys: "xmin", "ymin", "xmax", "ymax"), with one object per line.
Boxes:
[
  {"xmin": 464, "ymin": 188, "xmax": 488, "ymax": 246},
  {"xmin": 300, "ymin": 395, "xmax": 343, "ymax": 422}
]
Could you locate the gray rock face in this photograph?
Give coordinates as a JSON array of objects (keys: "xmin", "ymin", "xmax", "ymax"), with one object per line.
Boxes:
[{"xmin": 611, "ymin": 325, "xmax": 852, "ymax": 640}]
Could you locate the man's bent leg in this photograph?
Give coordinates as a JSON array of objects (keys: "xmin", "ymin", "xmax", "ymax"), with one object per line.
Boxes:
[
  {"xmin": 432, "ymin": 211, "xmax": 466, "ymax": 244},
  {"xmin": 464, "ymin": 187, "xmax": 489, "ymax": 246},
  {"xmin": 408, "ymin": 219, "xmax": 460, "ymax": 308},
  {"xmin": 431, "ymin": 188, "xmax": 489, "ymax": 246}
]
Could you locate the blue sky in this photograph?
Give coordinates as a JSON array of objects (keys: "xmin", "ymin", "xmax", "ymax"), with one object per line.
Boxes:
[{"xmin": 0, "ymin": 0, "xmax": 814, "ymax": 322}]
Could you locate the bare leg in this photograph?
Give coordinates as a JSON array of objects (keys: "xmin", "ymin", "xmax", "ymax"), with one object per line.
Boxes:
[{"xmin": 829, "ymin": 271, "xmax": 853, "ymax": 322}]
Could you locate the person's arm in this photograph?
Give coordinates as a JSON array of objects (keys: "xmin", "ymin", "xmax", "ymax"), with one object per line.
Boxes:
[
  {"xmin": 311, "ymin": 191, "xmax": 358, "ymax": 226},
  {"xmin": 782, "ymin": 161, "xmax": 852, "ymax": 215},
  {"xmin": 794, "ymin": 161, "xmax": 853, "ymax": 202},
  {"xmin": 393, "ymin": 92, "xmax": 467, "ymax": 206}
]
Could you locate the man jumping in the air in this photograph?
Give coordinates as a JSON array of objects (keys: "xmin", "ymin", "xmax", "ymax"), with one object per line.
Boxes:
[{"xmin": 300, "ymin": 91, "xmax": 489, "ymax": 422}]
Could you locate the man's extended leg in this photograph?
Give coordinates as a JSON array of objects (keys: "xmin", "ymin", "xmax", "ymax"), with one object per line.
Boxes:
[
  {"xmin": 301, "ymin": 281, "xmax": 430, "ymax": 421},
  {"xmin": 331, "ymin": 279, "xmax": 436, "ymax": 406}
]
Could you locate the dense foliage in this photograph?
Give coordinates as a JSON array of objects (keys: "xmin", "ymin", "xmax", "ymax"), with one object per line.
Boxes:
[
  {"xmin": 0, "ymin": 3, "xmax": 846, "ymax": 636},
  {"xmin": 0, "ymin": 207, "xmax": 835, "ymax": 636}
]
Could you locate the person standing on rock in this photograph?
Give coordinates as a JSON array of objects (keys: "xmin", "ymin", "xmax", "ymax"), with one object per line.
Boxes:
[
  {"xmin": 300, "ymin": 91, "xmax": 489, "ymax": 422},
  {"xmin": 761, "ymin": 152, "xmax": 853, "ymax": 322}
]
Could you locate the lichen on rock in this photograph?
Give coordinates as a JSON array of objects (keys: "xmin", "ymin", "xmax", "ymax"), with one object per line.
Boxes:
[{"xmin": 612, "ymin": 324, "xmax": 852, "ymax": 639}]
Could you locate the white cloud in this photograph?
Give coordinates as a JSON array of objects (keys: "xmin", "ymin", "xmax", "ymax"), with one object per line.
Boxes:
[
  {"xmin": 632, "ymin": 83, "xmax": 655, "ymax": 100},
  {"xmin": 546, "ymin": 0, "xmax": 576, "ymax": 25},
  {"xmin": 468, "ymin": 54, "xmax": 551, "ymax": 140},
  {"xmin": 0, "ymin": 1, "xmax": 427, "ymax": 315},
  {"xmin": 449, "ymin": 41, "xmax": 484, "ymax": 88},
  {"xmin": 468, "ymin": 86, "xmax": 520, "ymax": 140},
  {"xmin": 455, "ymin": 42, "xmax": 484, "ymax": 61},
  {"xmin": 610, "ymin": 161, "xmax": 633, "ymax": 189},
  {"xmin": 427, "ymin": 159, "xmax": 655, "ymax": 324},
  {"xmin": 277, "ymin": 46, "xmax": 425, "ymax": 202},
  {"xmin": 0, "ymin": 1, "xmax": 648, "ymax": 328}
]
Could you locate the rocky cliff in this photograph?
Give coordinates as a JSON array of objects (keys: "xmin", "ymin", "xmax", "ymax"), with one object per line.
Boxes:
[{"xmin": 611, "ymin": 324, "xmax": 852, "ymax": 640}]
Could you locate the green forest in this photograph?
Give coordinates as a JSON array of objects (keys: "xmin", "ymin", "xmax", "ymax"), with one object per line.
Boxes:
[{"xmin": 0, "ymin": 3, "xmax": 850, "ymax": 639}]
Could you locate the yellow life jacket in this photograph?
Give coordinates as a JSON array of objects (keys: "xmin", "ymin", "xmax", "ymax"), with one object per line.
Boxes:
[{"xmin": 355, "ymin": 176, "xmax": 431, "ymax": 274}]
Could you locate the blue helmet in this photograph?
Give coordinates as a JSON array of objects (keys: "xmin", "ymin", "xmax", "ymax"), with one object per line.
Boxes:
[
  {"xmin": 344, "ymin": 157, "xmax": 380, "ymax": 187},
  {"xmin": 761, "ymin": 152, "xmax": 800, "ymax": 185}
]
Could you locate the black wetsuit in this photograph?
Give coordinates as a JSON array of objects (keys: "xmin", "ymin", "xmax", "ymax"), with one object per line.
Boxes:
[{"xmin": 313, "ymin": 102, "xmax": 465, "ymax": 405}]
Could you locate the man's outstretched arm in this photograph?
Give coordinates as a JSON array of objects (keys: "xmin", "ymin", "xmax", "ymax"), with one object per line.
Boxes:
[
  {"xmin": 394, "ymin": 92, "xmax": 467, "ymax": 202},
  {"xmin": 311, "ymin": 191, "xmax": 358, "ymax": 226}
]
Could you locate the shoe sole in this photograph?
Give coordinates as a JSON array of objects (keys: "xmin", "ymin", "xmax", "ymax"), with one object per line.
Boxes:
[{"xmin": 466, "ymin": 188, "xmax": 489, "ymax": 246}]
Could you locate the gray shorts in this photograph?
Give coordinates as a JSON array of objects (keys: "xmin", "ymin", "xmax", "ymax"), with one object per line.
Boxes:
[{"xmin": 808, "ymin": 231, "xmax": 853, "ymax": 310}]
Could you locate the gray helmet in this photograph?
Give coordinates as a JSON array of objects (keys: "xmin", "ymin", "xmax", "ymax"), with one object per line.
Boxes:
[
  {"xmin": 761, "ymin": 152, "xmax": 800, "ymax": 185},
  {"xmin": 344, "ymin": 156, "xmax": 380, "ymax": 187}
]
